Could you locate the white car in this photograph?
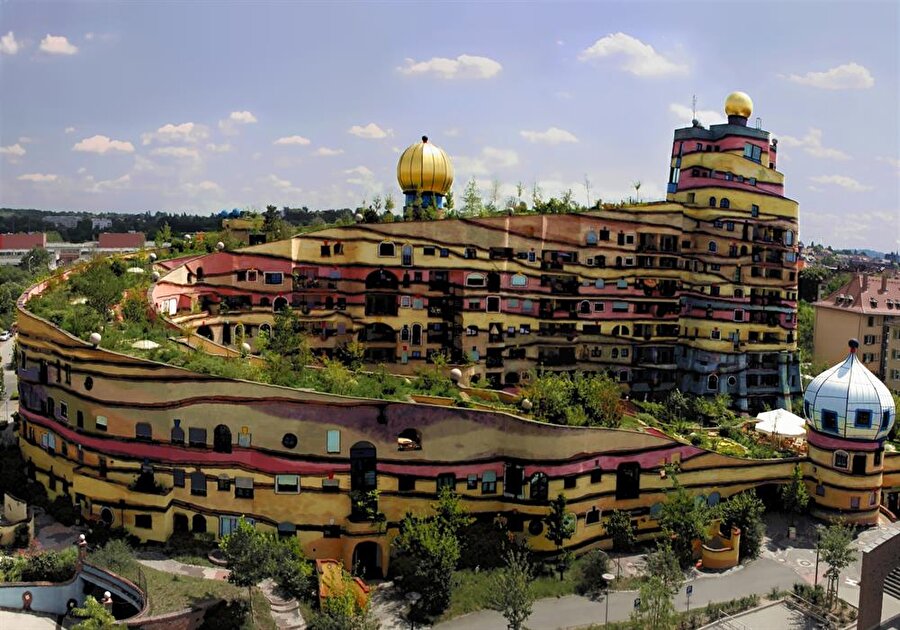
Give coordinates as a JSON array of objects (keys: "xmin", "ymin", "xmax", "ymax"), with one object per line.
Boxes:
[{"xmin": 0, "ymin": 331, "xmax": 11, "ymax": 342}]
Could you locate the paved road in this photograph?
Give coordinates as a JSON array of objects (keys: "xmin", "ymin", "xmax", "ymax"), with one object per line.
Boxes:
[{"xmin": 436, "ymin": 558, "xmax": 800, "ymax": 630}]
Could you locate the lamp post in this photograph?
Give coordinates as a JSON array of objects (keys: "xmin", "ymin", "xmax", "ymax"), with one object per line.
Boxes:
[
  {"xmin": 602, "ymin": 572, "xmax": 616, "ymax": 625},
  {"xmin": 814, "ymin": 524, "xmax": 825, "ymax": 585},
  {"xmin": 406, "ymin": 591, "xmax": 421, "ymax": 630}
]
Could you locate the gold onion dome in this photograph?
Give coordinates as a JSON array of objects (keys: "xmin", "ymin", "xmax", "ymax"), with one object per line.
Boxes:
[
  {"xmin": 397, "ymin": 136, "xmax": 454, "ymax": 195},
  {"xmin": 724, "ymin": 91, "xmax": 753, "ymax": 118}
]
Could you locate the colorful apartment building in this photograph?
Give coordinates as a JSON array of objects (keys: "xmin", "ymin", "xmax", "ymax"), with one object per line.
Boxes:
[{"xmin": 813, "ymin": 273, "xmax": 900, "ymax": 393}]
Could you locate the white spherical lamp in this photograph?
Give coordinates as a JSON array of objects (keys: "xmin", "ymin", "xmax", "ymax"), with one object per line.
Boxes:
[
  {"xmin": 89, "ymin": 332, "xmax": 102, "ymax": 347},
  {"xmin": 521, "ymin": 398, "xmax": 533, "ymax": 411},
  {"xmin": 241, "ymin": 342, "xmax": 251, "ymax": 355},
  {"xmin": 449, "ymin": 368, "xmax": 462, "ymax": 383},
  {"xmin": 149, "ymin": 252, "xmax": 157, "ymax": 262},
  {"xmin": 216, "ymin": 241, "xmax": 225, "ymax": 251},
  {"xmin": 151, "ymin": 271, "xmax": 161, "ymax": 282}
]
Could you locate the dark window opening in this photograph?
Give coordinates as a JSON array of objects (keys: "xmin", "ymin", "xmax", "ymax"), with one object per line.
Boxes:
[{"xmin": 615, "ymin": 462, "xmax": 641, "ymax": 500}]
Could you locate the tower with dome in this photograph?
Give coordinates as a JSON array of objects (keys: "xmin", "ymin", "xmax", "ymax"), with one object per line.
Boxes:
[
  {"xmin": 396, "ymin": 135, "xmax": 454, "ymax": 213},
  {"xmin": 803, "ymin": 339, "xmax": 896, "ymax": 524}
]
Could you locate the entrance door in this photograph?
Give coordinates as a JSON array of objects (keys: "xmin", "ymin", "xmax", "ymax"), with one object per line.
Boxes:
[
  {"xmin": 350, "ymin": 442, "xmax": 377, "ymax": 519},
  {"xmin": 352, "ymin": 542, "xmax": 383, "ymax": 579}
]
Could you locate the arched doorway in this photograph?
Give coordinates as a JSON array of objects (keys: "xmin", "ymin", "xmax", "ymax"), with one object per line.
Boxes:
[
  {"xmin": 352, "ymin": 541, "xmax": 383, "ymax": 579},
  {"xmin": 173, "ymin": 513, "xmax": 189, "ymax": 533},
  {"xmin": 197, "ymin": 325, "xmax": 214, "ymax": 341},
  {"xmin": 213, "ymin": 425, "xmax": 232, "ymax": 453},
  {"xmin": 273, "ymin": 296, "xmax": 288, "ymax": 312},
  {"xmin": 350, "ymin": 441, "xmax": 377, "ymax": 520},
  {"xmin": 192, "ymin": 514, "xmax": 207, "ymax": 533}
]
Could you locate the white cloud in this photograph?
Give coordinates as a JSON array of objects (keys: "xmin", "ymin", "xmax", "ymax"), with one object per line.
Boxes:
[
  {"xmin": 151, "ymin": 146, "xmax": 200, "ymax": 160},
  {"xmin": 18, "ymin": 173, "xmax": 58, "ymax": 183},
  {"xmin": 89, "ymin": 174, "xmax": 131, "ymax": 192},
  {"xmin": 266, "ymin": 174, "xmax": 293, "ymax": 189},
  {"xmin": 85, "ymin": 32, "xmax": 95, "ymax": 41},
  {"xmin": 520, "ymin": 127, "xmax": 579, "ymax": 145},
  {"xmin": 0, "ymin": 143, "xmax": 26, "ymax": 157},
  {"xmin": 783, "ymin": 62, "xmax": 874, "ymax": 90},
  {"xmin": 455, "ymin": 147, "xmax": 519, "ymax": 176},
  {"xmin": 64, "ymin": 126, "xmax": 76, "ymax": 134},
  {"xmin": 876, "ymin": 156, "xmax": 900, "ymax": 171},
  {"xmin": 183, "ymin": 180, "xmax": 222, "ymax": 195},
  {"xmin": 779, "ymin": 128, "xmax": 849, "ymax": 160},
  {"xmin": 809, "ymin": 174, "xmax": 873, "ymax": 192},
  {"xmin": 18, "ymin": 136, "xmax": 33, "ymax": 144},
  {"xmin": 0, "ymin": 31, "xmax": 20, "ymax": 55},
  {"xmin": 315, "ymin": 147, "xmax": 344, "ymax": 157},
  {"xmin": 579, "ymin": 32, "xmax": 687, "ymax": 77},
  {"xmin": 40, "ymin": 34, "xmax": 78, "ymax": 55},
  {"xmin": 77, "ymin": 167, "xmax": 87, "ymax": 174},
  {"xmin": 398, "ymin": 54, "xmax": 502, "ymax": 80},
  {"xmin": 344, "ymin": 165, "xmax": 379, "ymax": 189},
  {"xmin": 348, "ymin": 123, "xmax": 391, "ymax": 139},
  {"xmin": 72, "ymin": 134, "xmax": 135, "ymax": 154},
  {"xmin": 444, "ymin": 128, "xmax": 460, "ymax": 138},
  {"xmin": 668, "ymin": 103, "xmax": 726, "ymax": 126},
  {"xmin": 274, "ymin": 135, "xmax": 311, "ymax": 146},
  {"xmin": 141, "ymin": 122, "xmax": 209, "ymax": 145},
  {"xmin": 219, "ymin": 111, "xmax": 258, "ymax": 134},
  {"xmin": 345, "ymin": 166, "xmax": 374, "ymax": 177},
  {"xmin": 206, "ymin": 143, "xmax": 233, "ymax": 153}
]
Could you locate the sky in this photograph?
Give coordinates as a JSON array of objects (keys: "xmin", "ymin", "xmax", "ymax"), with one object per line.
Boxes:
[{"xmin": 0, "ymin": 0, "xmax": 898, "ymax": 251}]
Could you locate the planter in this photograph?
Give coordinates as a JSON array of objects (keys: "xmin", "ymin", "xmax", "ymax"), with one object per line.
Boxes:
[{"xmin": 409, "ymin": 394, "xmax": 455, "ymax": 406}]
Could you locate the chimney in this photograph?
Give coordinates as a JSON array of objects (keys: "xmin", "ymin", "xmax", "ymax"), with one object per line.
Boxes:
[
  {"xmin": 861, "ymin": 274, "xmax": 868, "ymax": 291},
  {"xmin": 881, "ymin": 274, "xmax": 888, "ymax": 293}
]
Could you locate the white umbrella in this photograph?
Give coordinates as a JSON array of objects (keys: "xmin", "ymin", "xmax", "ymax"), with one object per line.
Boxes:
[
  {"xmin": 131, "ymin": 339, "xmax": 160, "ymax": 350},
  {"xmin": 126, "ymin": 267, "xmax": 145, "ymax": 274},
  {"xmin": 754, "ymin": 408, "xmax": 806, "ymax": 437}
]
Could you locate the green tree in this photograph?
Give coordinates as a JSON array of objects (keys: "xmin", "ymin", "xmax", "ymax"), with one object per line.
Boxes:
[
  {"xmin": 384, "ymin": 193, "xmax": 395, "ymax": 213},
  {"xmin": 433, "ymin": 486, "xmax": 474, "ymax": 537},
  {"xmin": 263, "ymin": 204, "xmax": 291, "ymax": 241},
  {"xmin": 645, "ymin": 541, "xmax": 683, "ymax": 592},
  {"xmin": 72, "ymin": 595, "xmax": 118, "ymax": 630},
  {"xmin": 272, "ymin": 536, "xmax": 314, "ymax": 600},
  {"xmin": 219, "ymin": 517, "xmax": 274, "ymax": 612},
  {"xmin": 575, "ymin": 549, "xmax": 611, "ymax": 595},
  {"xmin": 630, "ymin": 575, "xmax": 678, "ymax": 630},
  {"xmin": 393, "ymin": 513, "xmax": 460, "ymax": 616},
  {"xmin": 462, "ymin": 177, "xmax": 483, "ymax": 216},
  {"xmin": 574, "ymin": 372, "xmax": 623, "ymax": 427},
  {"xmin": 819, "ymin": 521, "xmax": 855, "ymax": 607},
  {"xmin": 18, "ymin": 246, "xmax": 53, "ymax": 274},
  {"xmin": 657, "ymin": 476, "xmax": 710, "ymax": 568},
  {"xmin": 308, "ymin": 565, "xmax": 380, "ymax": 630},
  {"xmin": 716, "ymin": 490, "xmax": 766, "ymax": 560},
  {"xmin": 524, "ymin": 372, "xmax": 575, "ymax": 424},
  {"xmin": 154, "ymin": 222, "xmax": 172, "ymax": 249},
  {"xmin": 780, "ymin": 464, "xmax": 809, "ymax": 526},
  {"xmin": 545, "ymin": 493, "xmax": 576, "ymax": 578},
  {"xmin": 488, "ymin": 549, "xmax": 535, "ymax": 630},
  {"xmin": 607, "ymin": 509, "xmax": 636, "ymax": 552},
  {"xmin": 798, "ymin": 301, "xmax": 815, "ymax": 361}
]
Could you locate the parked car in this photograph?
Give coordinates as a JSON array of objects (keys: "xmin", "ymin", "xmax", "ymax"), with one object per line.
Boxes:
[{"xmin": 0, "ymin": 331, "xmax": 12, "ymax": 342}]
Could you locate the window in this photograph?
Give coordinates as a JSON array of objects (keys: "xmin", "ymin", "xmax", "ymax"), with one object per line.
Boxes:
[
  {"xmin": 59, "ymin": 401, "xmax": 68, "ymax": 420},
  {"xmin": 437, "ymin": 473, "xmax": 456, "ymax": 491},
  {"xmin": 467, "ymin": 300, "xmax": 481, "ymax": 310},
  {"xmin": 870, "ymin": 492, "xmax": 878, "ymax": 506},
  {"xmin": 398, "ymin": 476, "xmax": 415, "ymax": 492},
  {"xmin": 264, "ymin": 272, "xmax": 283, "ymax": 285},
  {"xmin": 464, "ymin": 247, "xmax": 477, "ymax": 259},
  {"xmin": 326, "ymin": 430, "xmax": 341, "ymax": 453},
  {"xmin": 246, "ymin": 270, "xmax": 258, "ymax": 282},
  {"xmin": 481, "ymin": 470, "xmax": 497, "ymax": 494},
  {"xmin": 467, "ymin": 474, "xmax": 478, "ymax": 490},
  {"xmin": 883, "ymin": 410, "xmax": 892, "ymax": 430},
  {"xmin": 173, "ymin": 469, "xmax": 185, "ymax": 487},
  {"xmin": 486, "ymin": 296, "xmax": 501, "ymax": 313},
  {"xmin": 400, "ymin": 295, "xmax": 411, "ymax": 308},
  {"xmin": 136, "ymin": 423, "xmax": 152, "ymax": 441},
  {"xmin": 423, "ymin": 246, "xmax": 435, "ymax": 256},
  {"xmin": 378, "ymin": 242, "xmax": 396, "ymax": 257},
  {"xmin": 218, "ymin": 476, "xmax": 231, "ymax": 491},
  {"xmin": 834, "ymin": 451, "xmax": 849, "ymax": 469},
  {"xmin": 276, "ymin": 475, "xmax": 300, "ymax": 494},
  {"xmin": 855, "ymin": 409, "xmax": 872, "ymax": 428},
  {"xmin": 590, "ymin": 468, "xmax": 602, "ymax": 484},
  {"xmin": 511, "ymin": 273, "xmax": 528, "ymax": 287},
  {"xmin": 135, "ymin": 514, "xmax": 152, "ymax": 529},
  {"xmin": 686, "ymin": 192, "xmax": 695, "ymax": 203},
  {"xmin": 733, "ymin": 309, "xmax": 745, "ymax": 322},
  {"xmin": 586, "ymin": 230, "xmax": 598, "ymax": 245},
  {"xmin": 191, "ymin": 472, "xmax": 207, "ymax": 496},
  {"xmin": 707, "ymin": 374, "xmax": 719, "ymax": 391},
  {"xmin": 95, "ymin": 416, "xmax": 107, "ymax": 432},
  {"xmin": 751, "ymin": 204, "xmax": 759, "ymax": 217},
  {"xmin": 564, "ymin": 476, "xmax": 577, "ymax": 490},
  {"xmin": 282, "ymin": 433, "xmax": 298, "ymax": 449},
  {"xmin": 850, "ymin": 496, "xmax": 860, "ymax": 509},
  {"xmin": 188, "ymin": 428, "xmax": 207, "ymax": 448},
  {"xmin": 709, "ymin": 197, "xmax": 716, "ymax": 207},
  {"xmin": 235, "ymin": 477, "xmax": 254, "ymax": 499},
  {"xmin": 585, "ymin": 507, "xmax": 601, "ymax": 526},
  {"xmin": 726, "ymin": 221, "xmax": 734, "ymax": 232},
  {"xmin": 708, "ymin": 241, "xmax": 717, "ymax": 253},
  {"xmin": 77, "ymin": 411, "xmax": 84, "ymax": 428},
  {"xmin": 821, "ymin": 410, "xmax": 838, "ymax": 432},
  {"xmin": 743, "ymin": 142, "xmax": 762, "ymax": 162},
  {"xmin": 816, "ymin": 484, "xmax": 825, "ymax": 497},
  {"xmin": 710, "ymin": 329, "xmax": 721, "ymax": 340},
  {"xmin": 615, "ymin": 462, "xmax": 641, "ymax": 500},
  {"xmin": 440, "ymin": 248, "xmax": 449, "ymax": 257},
  {"xmin": 466, "ymin": 273, "xmax": 485, "ymax": 287}
]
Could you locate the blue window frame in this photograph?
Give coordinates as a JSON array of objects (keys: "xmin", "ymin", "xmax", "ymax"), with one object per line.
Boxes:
[
  {"xmin": 821, "ymin": 410, "xmax": 838, "ymax": 432},
  {"xmin": 265, "ymin": 272, "xmax": 283, "ymax": 285},
  {"xmin": 882, "ymin": 410, "xmax": 892, "ymax": 430},
  {"xmin": 855, "ymin": 409, "xmax": 872, "ymax": 428},
  {"xmin": 804, "ymin": 401, "xmax": 811, "ymax": 418}
]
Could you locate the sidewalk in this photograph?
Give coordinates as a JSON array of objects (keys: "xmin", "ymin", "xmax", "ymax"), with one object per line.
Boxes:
[{"xmin": 435, "ymin": 558, "xmax": 800, "ymax": 630}]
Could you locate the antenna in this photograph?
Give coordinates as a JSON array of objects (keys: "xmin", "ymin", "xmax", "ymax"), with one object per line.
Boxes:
[
  {"xmin": 692, "ymin": 94, "xmax": 697, "ymax": 119},
  {"xmin": 755, "ymin": 117, "xmax": 762, "ymax": 130}
]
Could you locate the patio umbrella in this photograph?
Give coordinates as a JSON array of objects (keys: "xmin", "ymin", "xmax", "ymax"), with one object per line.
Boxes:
[
  {"xmin": 131, "ymin": 339, "xmax": 160, "ymax": 350},
  {"xmin": 754, "ymin": 408, "xmax": 806, "ymax": 437}
]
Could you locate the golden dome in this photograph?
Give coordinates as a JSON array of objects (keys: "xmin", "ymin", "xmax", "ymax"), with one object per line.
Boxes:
[
  {"xmin": 724, "ymin": 91, "xmax": 753, "ymax": 118},
  {"xmin": 397, "ymin": 136, "xmax": 454, "ymax": 195}
]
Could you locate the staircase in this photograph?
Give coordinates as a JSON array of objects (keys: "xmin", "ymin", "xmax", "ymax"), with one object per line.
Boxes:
[
  {"xmin": 259, "ymin": 578, "xmax": 305, "ymax": 630},
  {"xmin": 885, "ymin": 568, "xmax": 900, "ymax": 602}
]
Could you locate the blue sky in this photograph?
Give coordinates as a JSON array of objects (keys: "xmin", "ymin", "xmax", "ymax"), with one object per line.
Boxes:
[{"xmin": 0, "ymin": 1, "xmax": 897, "ymax": 251}]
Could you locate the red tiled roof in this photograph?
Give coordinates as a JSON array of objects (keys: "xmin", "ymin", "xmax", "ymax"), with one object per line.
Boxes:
[{"xmin": 814, "ymin": 273, "xmax": 900, "ymax": 315}]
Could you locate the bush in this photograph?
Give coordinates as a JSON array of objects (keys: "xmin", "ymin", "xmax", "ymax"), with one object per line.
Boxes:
[
  {"xmin": 20, "ymin": 548, "xmax": 77, "ymax": 582},
  {"xmin": 89, "ymin": 539, "xmax": 138, "ymax": 576},
  {"xmin": 48, "ymin": 495, "xmax": 78, "ymax": 527},
  {"xmin": 87, "ymin": 526, "xmax": 140, "ymax": 550},
  {"xmin": 0, "ymin": 555, "xmax": 26, "ymax": 582},
  {"xmin": 13, "ymin": 523, "xmax": 30, "ymax": 548},
  {"xmin": 607, "ymin": 509, "xmax": 636, "ymax": 552},
  {"xmin": 458, "ymin": 517, "xmax": 516, "ymax": 570},
  {"xmin": 272, "ymin": 537, "xmax": 315, "ymax": 601},
  {"xmin": 575, "ymin": 549, "xmax": 610, "ymax": 595}
]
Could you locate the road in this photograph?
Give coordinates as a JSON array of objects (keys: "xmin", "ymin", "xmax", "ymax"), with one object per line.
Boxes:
[{"xmin": 0, "ymin": 335, "xmax": 17, "ymax": 425}]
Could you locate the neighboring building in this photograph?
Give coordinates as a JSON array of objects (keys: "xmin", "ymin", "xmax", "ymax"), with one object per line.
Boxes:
[
  {"xmin": 222, "ymin": 216, "xmax": 264, "ymax": 245},
  {"xmin": 97, "ymin": 232, "xmax": 146, "ymax": 251},
  {"xmin": 0, "ymin": 232, "xmax": 48, "ymax": 265},
  {"xmin": 813, "ymin": 273, "xmax": 900, "ymax": 392}
]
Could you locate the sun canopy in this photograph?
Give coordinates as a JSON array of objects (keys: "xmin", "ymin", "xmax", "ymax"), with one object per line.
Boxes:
[
  {"xmin": 131, "ymin": 339, "xmax": 160, "ymax": 350},
  {"xmin": 754, "ymin": 408, "xmax": 806, "ymax": 437}
]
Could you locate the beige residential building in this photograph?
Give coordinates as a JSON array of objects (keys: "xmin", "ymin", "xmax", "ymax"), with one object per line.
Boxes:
[{"xmin": 813, "ymin": 273, "xmax": 900, "ymax": 392}]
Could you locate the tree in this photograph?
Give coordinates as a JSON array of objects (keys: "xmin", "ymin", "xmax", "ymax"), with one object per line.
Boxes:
[
  {"xmin": 72, "ymin": 595, "xmax": 117, "ymax": 630},
  {"xmin": 630, "ymin": 575, "xmax": 678, "ymax": 630},
  {"xmin": 263, "ymin": 204, "xmax": 291, "ymax": 241},
  {"xmin": 384, "ymin": 193, "xmax": 395, "ymax": 213},
  {"xmin": 487, "ymin": 179, "xmax": 502, "ymax": 212},
  {"xmin": 444, "ymin": 190, "xmax": 454, "ymax": 212},
  {"xmin": 516, "ymin": 181, "xmax": 525, "ymax": 206},
  {"xmin": 393, "ymin": 513, "xmax": 460, "ymax": 616},
  {"xmin": 574, "ymin": 373, "xmax": 623, "ymax": 427},
  {"xmin": 607, "ymin": 509, "xmax": 636, "ymax": 552},
  {"xmin": 633, "ymin": 180, "xmax": 642, "ymax": 203},
  {"xmin": 645, "ymin": 541, "xmax": 683, "ymax": 592},
  {"xmin": 798, "ymin": 301, "xmax": 815, "ymax": 361},
  {"xmin": 583, "ymin": 174, "xmax": 593, "ymax": 209},
  {"xmin": 819, "ymin": 521, "xmax": 855, "ymax": 607},
  {"xmin": 462, "ymin": 177, "xmax": 483, "ymax": 216},
  {"xmin": 545, "ymin": 493, "xmax": 575, "ymax": 579},
  {"xmin": 561, "ymin": 188, "xmax": 575, "ymax": 212},
  {"xmin": 308, "ymin": 565, "xmax": 380, "ymax": 630},
  {"xmin": 715, "ymin": 490, "xmax": 766, "ymax": 560},
  {"xmin": 18, "ymin": 246, "xmax": 52, "ymax": 274},
  {"xmin": 154, "ymin": 222, "xmax": 172, "ymax": 249},
  {"xmin": 780, "ymin": 464, "xmax": 809, "ymax": 526},
  {"xmin": 433, "ymin": 486, "xmax": 474, "ymax": 537},
  {"xmin": 531, "ymin": 181, "xmax": 543, "ymax": 211},
  {"xmin": 488, "ymin": 549, "xmax": 535, "ymax": 630},
  {"xmin": 657, "ymin": 476, "xmax": 710, "ymax": 568},
  {"xmin": 219, "ymin": 517, "xmax": 275, "ymax": 612}
]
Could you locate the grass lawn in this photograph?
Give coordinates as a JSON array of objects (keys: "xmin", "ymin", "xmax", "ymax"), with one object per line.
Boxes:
[{"xmin": 619, "ymin": 415, "xmax": 644, "ymax": 430}]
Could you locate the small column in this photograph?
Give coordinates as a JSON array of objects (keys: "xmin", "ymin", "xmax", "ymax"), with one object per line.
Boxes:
[{"xmin": 101, "ymin": 591, "xmax": 113, "ymax": 611}]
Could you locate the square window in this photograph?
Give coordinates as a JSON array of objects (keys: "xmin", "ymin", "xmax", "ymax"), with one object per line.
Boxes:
[
  {"xmin": 218, "ymin": 476, "xmax": 231, "ymax": 491},
  {"xmin": 173, "ymin": 469, "xmax": 185, "ymax": 487},
  {"xmin": 464, "ymin": 247, "xmax": 477, "ymax": 259},
  {"xmin": 816, "ymin": 484, "xmax": 825, "ymax": 496},
  {"xmin": 247, "ymin": 270, "xmax": 258, "ymax": 282},
  {"xmin": 821, "ymin": 410, "xmax": 838, "ymax": 432},
  {"xmin": 235, "ymin": 477, "xmax": 254, "ymax": 499},
  {"xmin": 467, "ymin": 474, "xmax": 478, "ymax": 490},
  {"xmin": 59, "ymin": 402, "xmax": 68, "ymax": 419},
  {"xmin": 135, "ymin": 514, "xmax": 152, "ymax": 529},
  {"xmin": 437, "ymin": 473, "xmax": 456, "ymax": 491},
  {"xmin": 423, "ymin": 247, "xmax": 435, "ymax": 256},
  {"xmin": 276, "ymin": 474, "xmax": 300, "ymax": 493},
  {"xmin": 590, "ymin": 468, "xmax": 602, "ymax": 484},
  {"xmin": 850, "ymin": 496, "xmax": 860, "ymax": 509},
  {"xmin": 398, "ymin": 476, "xmax": 415, "ymax": 492},
  {"xmin": 440, "ymin": 248, "xmax": 450, "ymax": 257},
  {"xmin": 564, "ymin": 476, "xmax": 577, "ymax": 489},
  {"xmin": 481, "ymin": 471, "xmax": 497, "ymax": 494},
  {"xmin": 326, "ymin": 430, "xmax": 341, "ymax": 453},
  {"xmin": 264, "ymin": 272, "xmax": 283, "ymax": 285},
  {"xmin": 585, "ymin": 508, "xmax": 601, "ymax": 525},
  {"xmin": 188, "ymin": 428, "xmax": 207, "ymax": 448},
  {"xmin": 855, "ymin": 409, "xmax": 872, "ymax": 428},
  {"xmin": 95, "ymin": 415, "xmax": 107, "ymax": 432}
]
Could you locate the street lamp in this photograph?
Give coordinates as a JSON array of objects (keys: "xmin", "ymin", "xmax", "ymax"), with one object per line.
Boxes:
[
  {"xmin": 406, "ymin": 591, "xmax": 421, "ymax": 630},
  {"xmin": 602, "ymin": 572, "xmax": 616, "ymax": 625},
  {"xmin": 814, "ymin": 524, "xmax": 825, "ymax": 585}
]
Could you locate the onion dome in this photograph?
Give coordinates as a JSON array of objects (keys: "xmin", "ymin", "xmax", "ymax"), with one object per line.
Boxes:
[
  {"xmin": 724, "ymin": 91, "xmax": 753, "ymax": 118},
  {"xmin": 396, "ymin": 136, "xmax": 454, "ymax": 196},
  {"xmin": 803, "ymin": 339, "xmax": 896, "ymax": 441}
]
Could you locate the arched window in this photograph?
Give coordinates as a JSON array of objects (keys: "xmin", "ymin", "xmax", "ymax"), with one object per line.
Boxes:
[
  {"xmin": 213, "ymin": 425, "xmax": 232, "ymax": 454},
  {"xmin": 412, "ymin": 324, "xmax": 422, "ymax": 346},
  {"xmin": 260, "ymin": 323, "xmax": 272, "ymax": 336},
  {"xmin": 611, "ymin": 348, "xmax": 619, "ymax": 358},
  {"xmin": 708, "ymin": 197, "xmax": 717, "ymax": 207},
  {"xmin": 259, "ymin": 297, "xmax": 271, "ymax": 307},
  {"xmin": 719, "ymin": 198, "xmax": 730, "ymax": 208},
  {"xmin": 400, "ymin": 325, "xmax": 410, "ymax": 342},
  {"xmin": 365, "ymin": 268, "xmax": 399, "ymax": 290},
  {"xmin": 511, "ymin": 274, "xmax": 528, "ymax": 288},
  {"xmin": 397, "ymin": 428, "xmax": 422, "ymax": 451},
  {"xmin": 233, "ymin": 323, "xmax": 245, "ymax": 340},
  {"xmin": 833, "ymin": 450, "xmax": 849, "ymax": 469},
  {"xmin": 580, "ymin": 300, "xmax": 591, "ymax": 314},
  {"xmin": 707, "ymin": 374, "xmax": 719, "ymax": 391},
  {"xmin": 273, "ymin": 296, "xmax": 288, "ymax": 312},
  {"xmin": 529, "ymin": 472, "xmax": 549, "ymax": 502},
  {"xmin": 708, "ymin": 241, "xmax": 718, "ymax": 253},
  {"xmin": 196, "ymin": 267, "xmax": 205, "ymax": 282},
  {"xmin": 378, "ymin": 242, "xmax": 396, "ymax": 257},
  {"xmin": 466, "ymin": 273, "xmax": 486, "ymax": 287},
  {"xmin": 401, "ymin": 244, "xmax": 413, "ymax": 266}
]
